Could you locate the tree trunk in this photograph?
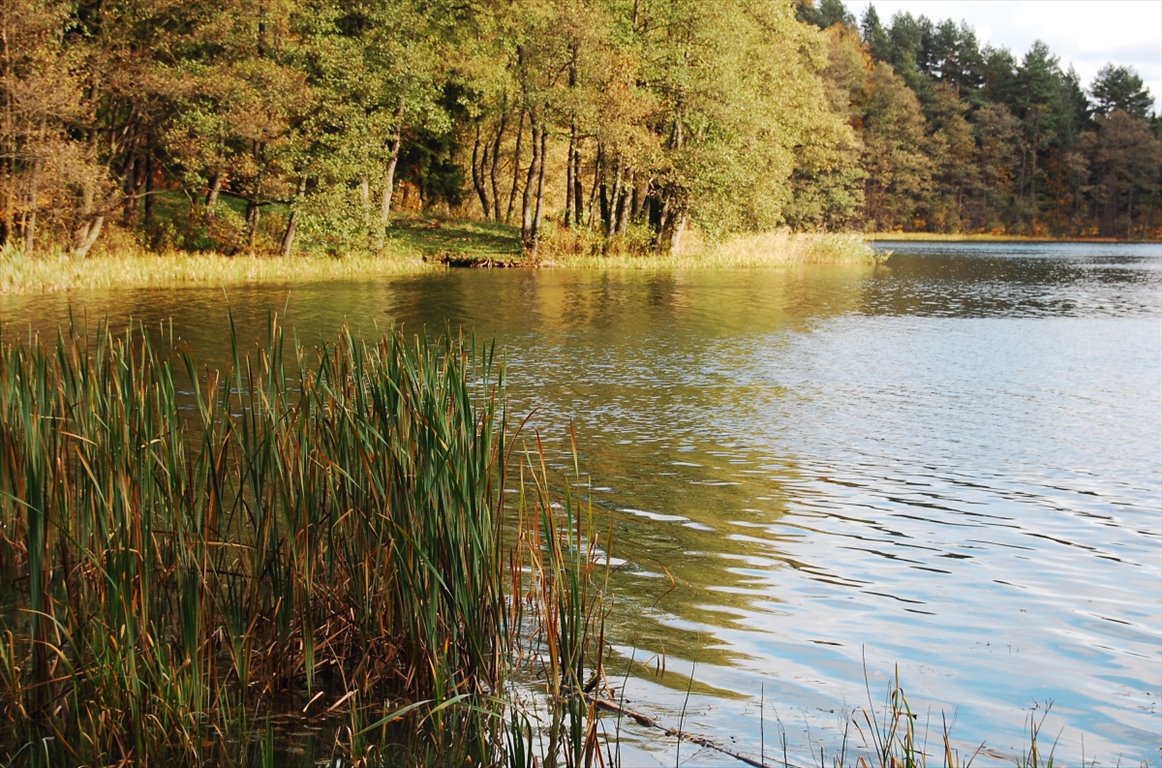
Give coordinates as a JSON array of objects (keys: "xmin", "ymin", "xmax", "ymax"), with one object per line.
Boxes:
[
  {"xmin": 377, "ymin": 100, "xmax": 405, "ymax": 250},
  {"xmin": 572, "ymin": 138, "xmax": 583, "ymax": 227},
  {"xmin": 656, "ymin": 198, "xmax": 672, "ymax": 254},
  {"xmin": 564, "ymin": 124, "xmax": 575, "ymax": 227},
  {"xmin": 489, "ymin": 110, "xmax": 506, "ymax": 221},
  {"xmin": 630, "ymin": 174, "xmax": 644, "ymax": 224},
  {"xmin": 471, "ymin": 121, "xmax": 490, "ymax": 218},
  {"xmin": 74, "ymin": 178, "xmax": 104, "ymax": 258},
  {"xmin": 506, "ymin": 109, "xmax": 525, "ymax": 225},
  {"xmin": 563, "ymin": 44, "xmax": 583, "ymax": 228},
  {"xmin": 525, "ymin": 120, "xmax": 546, "ymax": 254},
  {"xmin": 22, "ymin": 154, "xmax": 40, "ymax": 255},
  {"xmin": 22, "ymin": 210, "xmax": 35, "ymax": 256},
  {"xmin": 281, "ymin": 177, "xmax": 307, "ymax": 257},
  {"xmin": 610, "ymin": 160, "xmax": 626, "ymax": 235},
  {"xmin": 245, "ymin": 199, "xmax": 259, "ymax": 254},
  {"xmin": 670, "ymin": 213, "xmax": 687, "ymax": 256},
  {"xmin": 650, "ymin": 182, "xmax": 685, "ymax": 255},
  {"xmin": 521, "ymin": 116, "xmax": 539, "ymax": 247},
  {"xmin": 74, "ymin": 215, "xmax": 104, "ymax": 259},
  {"xmin": 377, "ymin": 135, "xmax": 402, "ymax": 251},
  {"xmin": 205, "ymin": 171, "xmax": 223, "ymax": 210},
  {"xmin": 586, "ymin": 145, "xmax": 600, "ymax": 226},
  {"xmin": 280, "ymin": 209, "xmax": 297, "ymax": 257},
  {"xmin": 143, "ymin": 148, "xmax": 155, "ymax": 228},
  {"xmin": 358, "ymin": 176, "xmax": 371, "ymax": 243},
  {"xmin": 598, "ymin": 146, "xmax": 611, "ymax": 231},
  {"xmin": 615, "ymin": 185, "xmax": 630, "ymax": 236},
  {"xmin": 0, "ymin": 184, "xmax": 10, "ymax": 248},
  {"xmin": 377, "ymin": 159, "xmax": 397, "ymax": 249},
  {"xmin": 646, "ymin": 185, "xmax": 662, "ymax": 233},
  {"xmin": 530, "ymin": 125, "xmax": 548, "ymax": 255},
  {"xmin": 1, "ymin": 16, "xmax": 12, "ymax": 248},
  {"xmin": 1125, "ymin": 184, "xmax": 1134, "ymax": 239},
  {"xmin": 122, "ymin": 153, "xmax": 141, "ymax": 225}
]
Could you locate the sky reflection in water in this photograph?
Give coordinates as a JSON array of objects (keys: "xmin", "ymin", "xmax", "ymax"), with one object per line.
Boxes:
[{"xmin": 3, "ymin": 241, "xmax": 1160, "ymax": 765}]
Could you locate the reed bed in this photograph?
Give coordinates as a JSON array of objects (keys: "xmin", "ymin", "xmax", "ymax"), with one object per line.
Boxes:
[
  {"xmin": 0, "ymin": 245, "xmax": 430, "ymax": 294},
  {"xmin": 700, "ymin": 230, "xmax": 881, "ymax": 267},
  {"xmin": 0, "ymin": 317, "xmax": 1091, "ymax": 768},
  {"xmin": 1, "ymin": 226, "xmax": 880, "ymax": 294},
  {"xmin": 0, "ymin": 320, "xmax": 611, "ymax": 766},
  {"xmin": 548, "ymin": 229, "xmax": 882, "ymax": 269}
]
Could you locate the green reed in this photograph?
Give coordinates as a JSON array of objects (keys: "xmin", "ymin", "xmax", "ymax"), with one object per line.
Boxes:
[
  {"xmin": 503, "ymin": 431, "xmax": 612, "ymax": 768},
  {"xmin": 0, "ymin": 319, "xmax": 1102, "ymax": 768},
  {"xmin": 0, "ymin": 319, "xmax": 611, "ymax": 766}
]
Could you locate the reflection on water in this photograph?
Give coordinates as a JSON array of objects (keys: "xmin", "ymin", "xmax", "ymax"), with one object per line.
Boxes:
[
  {"xmin": 866, "ymin": 241, "xmax": 1162, "ymax": 318},
  {"xmin": 3, "ymin": 243, "xmax": 1160, "ymax": 764}
]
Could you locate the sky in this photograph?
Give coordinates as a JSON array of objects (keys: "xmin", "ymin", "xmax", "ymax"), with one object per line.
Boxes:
[{"xmin": 849, "ymin": 0, "xmax": 1162, "ymax": 114}]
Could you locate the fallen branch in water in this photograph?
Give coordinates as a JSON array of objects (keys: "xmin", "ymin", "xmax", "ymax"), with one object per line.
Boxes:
[{"xmin": 588, "ymin": 693, "xmax": 787, "ymax": 768}]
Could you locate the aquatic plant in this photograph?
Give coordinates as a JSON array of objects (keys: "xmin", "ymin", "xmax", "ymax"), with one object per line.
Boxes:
[
  {"xmin": 544, "ymin": 228, "xmax": 881, "ymax": 269},
  {"xmin": 1, "ymin": 219, "xmax": 879, "ymax": 294},
  {"xmin": 0, "ymin": 316, "xmax": 1099, "ymax": 768},
  {"xmin": 0, "ymin": 319, "xmax": 611, "ymax": 766},
  {"xmin": 0, "ymin": 241, "xmax": 429, "ymax": 293}
]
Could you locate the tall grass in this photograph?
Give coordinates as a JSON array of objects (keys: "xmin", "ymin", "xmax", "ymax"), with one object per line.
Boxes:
[
  {"xmin": 0, "ymin": 242, "xmax": 429, "ymax": 293},
  {"xmin": 0, "ymin": 319, "xmax": 610, "ymax": 766},
  {"xmin": 502, "ymin": 430, "xmax": 612, "ymax": 768},
  {"xmin": 546, "ymin": 229, "xmax": 882, "ymax": 269},
  {"xmin": 1, "ymin": 223, "xmax": 880, "ymax": 293}
]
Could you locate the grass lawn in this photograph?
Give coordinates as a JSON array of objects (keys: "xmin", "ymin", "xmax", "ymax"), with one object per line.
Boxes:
[{"xmin": 392, "ymin": 216, "xmax": 524, "ymax": 262}]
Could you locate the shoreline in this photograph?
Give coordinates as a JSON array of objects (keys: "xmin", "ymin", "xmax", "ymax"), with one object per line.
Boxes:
[
  {"xmin": 5, "ymin": 225, "xmax": 1156, "ymax": 294},
  {"xmin": 866, "ymin": 231, "xmax": 1162, "ymax": 243},
  {"xmin": 1, "ymin": 225, "xmax": 880, "ymax": 294}
]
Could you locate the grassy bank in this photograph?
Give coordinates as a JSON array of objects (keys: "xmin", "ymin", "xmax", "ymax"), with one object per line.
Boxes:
[
  {"xmin": 0, "ymin": 321, "xmax": 610, "ymax": 766},
  {"xmin": 1, "ymin": 219, "xmax": 882, "ymax": 293},
  {"xmin": 0, "ymin": 217, "xmax": 519, "ymax": 293},
  {"xmin": 0, "ymin": 243, "xmax": 431, "ymax": 293}
]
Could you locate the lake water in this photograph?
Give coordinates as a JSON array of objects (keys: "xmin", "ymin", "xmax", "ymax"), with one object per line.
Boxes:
[{"xmin": 3, "ymin": 241, "xmax": 1160, "ymax": 765}]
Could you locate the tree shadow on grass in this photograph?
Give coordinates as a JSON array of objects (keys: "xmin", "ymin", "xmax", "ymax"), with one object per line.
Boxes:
[{"xmin": 391, "ymin": 217, "xmax": 523, "ymax": 262}]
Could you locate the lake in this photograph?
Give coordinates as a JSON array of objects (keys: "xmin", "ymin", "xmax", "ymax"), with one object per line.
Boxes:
[{"xmin": 3, "ymin": 241, "xmax": 1160, "ymax": 765}]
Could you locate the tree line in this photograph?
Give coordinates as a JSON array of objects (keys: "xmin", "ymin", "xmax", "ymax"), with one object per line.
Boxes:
[
  {"xmin": 801, "ymin": 0, "xmax": 1161, "ymax": 239},
  {"xmin": 2, "ymin": 0, "xmax": 1159, "ymax": 260}
]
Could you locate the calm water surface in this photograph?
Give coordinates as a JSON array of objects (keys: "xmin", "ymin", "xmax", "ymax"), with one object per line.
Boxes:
[{"xmin": 3, "ymin": 241, "xmax": 1160, "ymax": 765}]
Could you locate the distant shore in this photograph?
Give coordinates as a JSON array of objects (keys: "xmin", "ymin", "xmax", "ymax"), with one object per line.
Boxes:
[
  {"xmin": 9, "ymin": 221, "xmax": 1157, "ymax": 294},
  {"xmin": 866, "ymin": 231, "xmax": 1161, "ymax": 243},
  {"xmin": 1, "ymin": 219, "xmax": 882, "ymax": 294}
]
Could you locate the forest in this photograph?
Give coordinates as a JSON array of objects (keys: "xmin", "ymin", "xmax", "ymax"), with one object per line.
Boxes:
[{"xmin": 2, "ymin": 0, "xmax": 1159, "ymax": 260}]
